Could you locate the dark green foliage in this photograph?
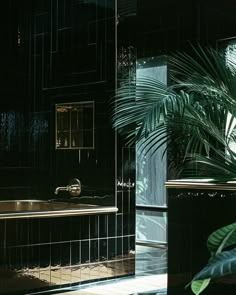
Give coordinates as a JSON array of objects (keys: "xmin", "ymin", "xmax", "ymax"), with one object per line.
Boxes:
[
  {"xmin": 189, "ymin": 223, "xmax": 236, "ymax": 294},
  {"xmin": 112, "ymin": 46, "xmax": 236, "ymax": 179}
]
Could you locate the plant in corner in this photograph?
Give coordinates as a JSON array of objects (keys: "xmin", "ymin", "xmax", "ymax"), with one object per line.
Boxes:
[
  {"xmin": 186, "ymin": 221, "xmax": 236, "ymax": 294},
  {"xmin": 111, "ymin": 45, "xmax": 236, "ymax": 294}
]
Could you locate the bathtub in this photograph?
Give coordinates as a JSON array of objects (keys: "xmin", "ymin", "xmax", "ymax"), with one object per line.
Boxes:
[
  {"xmin": 0, "ymin": 199, "xmax": 131, "ymax": 295},
  {"xmin": 0, "ymin": 200, "xmax": 118, "ymax": 219}
]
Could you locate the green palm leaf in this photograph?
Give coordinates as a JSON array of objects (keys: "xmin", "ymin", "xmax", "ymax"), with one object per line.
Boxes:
[
  {"xmin": 112, "ymin": 76, "xmax": 189, "ymax": 144},
  {"xmin": 170, "ymin": 45, "xmax": 236, "ymax": 107},
  {"xmin": 112, "ymin": 45, "xmax": 236, "ymax": 178}
]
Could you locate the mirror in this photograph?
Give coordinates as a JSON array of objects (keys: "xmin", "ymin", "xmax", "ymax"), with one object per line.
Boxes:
[{"xmin": 55, "ymin": 101, "xmax": 94, "ymax": 149}]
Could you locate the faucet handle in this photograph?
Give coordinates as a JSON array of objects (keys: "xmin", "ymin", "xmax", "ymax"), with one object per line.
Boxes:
[{"xmin": 68, "ymin": 178, "xmax": 81, "ymax": 196}]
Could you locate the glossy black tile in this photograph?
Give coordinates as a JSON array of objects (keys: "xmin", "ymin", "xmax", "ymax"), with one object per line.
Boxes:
[
  {"xmin": 123, "ymin": 237, "xmax": 129, "ymax": 255},
  {"xmin": 117, "ymin": 237, "xmax": 123, "ymax": 256},
  {"xmin": 71, "ymin": 241, "xmax": 81, "ymax": 266},
  {"xmin": 81, "ymin": 240, "xmax": 89, "ymax": 264},
  {"xmin": 39, "ymin": 219, "xmax": 51, "ymax": 244},
  {"xmin": 99, "ymin": 215, "xmax": 108, "ymax": 238},
  {"xmin": 90, "ymin": 240, "xmax": 98, "ymax": 263},
  {"xmin": 50, "ymin": 219, "xmax": 62, "ymax": 243},
  {"xmin": 0, "ymin": 247, "xmax": 7, "ymax": 268},
  {"xmin": 130, "ymin": 191, "xmax": 136, "ymax": 214},
  {"xmin": 28, "ymin": 245, "xmax": 40, "ymax": 269},
  {"xmin": 129, "ymin": 213, "xmax": 136, "ymax": 236},
  {"xmin": 123, "ymin": 191, "xmax": 129, "ymax": 214},
  {"xmin": 39, "ymin": 244, "xmax": 50, "ymax": 268},
  {"xmin": 8, "ymin": 246, "xmax": 23, "ymax": 270},
  {"xmin": 123, "ymin": 213, "xmax": 129, "ymax": 236},
  {"xmin": 108, "ymin": 237, "xmax": 116, "ymax": 260},
  {"xmin": 22, "ymin": 246, "xmax": 30, "ymax": 269},
  {"xmin": 28, "ymin": 219, "xmax": 40, "ymax": 245},
  {"xmin": 0, "ymin": 221, "xmax": 6, "ymax": 248},
  {"xmin": 108, "ymin": 214, "xmax": 116, "ymax": 237},
  {"xmin": 99, "ymin": 238, "xmax": 107, "ymax": 261},
  {"xmin": 80, "ymin": 216, "xmax": 90, "ymax": 240},
  {"xmin": 89, "ymin": 215, "xmax": 98, "ymax": 239},
  {"xmin": 6, "ymin": 220, "xmax": 18, "ymax": 247},
  {"xmin": 17, "ymin": 220, "xmax": 29, "ymax": 246},
  {"xmin": 70, "ymin": 217, "xmax": 81, "ymax": 241},
  {"xmin": 129, "ymin": 235, "xmax": 135, "ymax": 252},
  {"xmin": 51, "ymin": 243, "xmax": 61, "ymax": 267},
  {"xmin": 117, "ymin": 191, "xmax": 123, "ymax": 212},
  {"xmin": 60, "ymin": 242, "xmax": 71, "ymax": 266},
  {"xmin": 117, "ymin": 214, "xmax": 123, "ymax": 236}
]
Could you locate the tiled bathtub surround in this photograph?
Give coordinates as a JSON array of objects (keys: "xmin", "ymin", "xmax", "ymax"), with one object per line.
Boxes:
[{"xmin": 0, "ymin": 214, "xmax": 135, "ymax": 294}]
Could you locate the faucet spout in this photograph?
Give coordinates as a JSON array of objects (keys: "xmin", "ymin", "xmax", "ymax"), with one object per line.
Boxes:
[
  {"xmin": 54, "ymin": 186, "xmax": 69, "ymax": 195},
  {"xmin": 54, "ymin": 178, "xmax": 81, "ymax": 196}
]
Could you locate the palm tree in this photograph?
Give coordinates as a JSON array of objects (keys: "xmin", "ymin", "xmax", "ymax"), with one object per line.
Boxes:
[
  {"xmin": 112, "ymin": 45, "xmax": 236, "ymax": 295},
  {"xmin": 112, "ymin": 45, "xmax": 236, "ymax": 180}
]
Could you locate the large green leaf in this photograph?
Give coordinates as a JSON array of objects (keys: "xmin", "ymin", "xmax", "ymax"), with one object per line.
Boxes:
[
  {"xmin": 207, "ymin": 223, "xmax": 236, "ymax": 254},
  {"xmin": 192, "ymin": 248, "xmax": 236, "ymax": 281},
  {"xmin": 187, "ymin": 223, "xmax": 236, "ymax": 294},
  {"xmin": 191, "ymin": 279, "xmax": 211, "ymax": 295}
]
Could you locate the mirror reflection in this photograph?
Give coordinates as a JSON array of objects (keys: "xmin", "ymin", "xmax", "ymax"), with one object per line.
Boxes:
[{"xmin": 55, "ymin": 101, "xmax": 94, "ymax": 149}]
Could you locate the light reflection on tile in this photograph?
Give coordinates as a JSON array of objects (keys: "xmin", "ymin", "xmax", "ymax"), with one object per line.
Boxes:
[
  {"xmin": 71, "ymin": 266, "xmax": 82, "ymax": 283},
  {"xmin": 51, "ymin": 268, "xmax": 62, "ymax": 285},
  {"xmin": 59, "ymin": 274, "xmax": 167, "ymax": 295},
  {"xmin": 29, "ymin": 269, "xmax": 40, "ymax": 280},
  {"xmin": 80, "ymin": 265, "xmax": 91, "ymax": 281}
]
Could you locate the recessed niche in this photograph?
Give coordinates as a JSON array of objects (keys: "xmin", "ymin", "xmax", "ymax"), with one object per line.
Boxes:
[{"xmin": 55, "ymin": 101, "xmax": 94, "ymax": 149}]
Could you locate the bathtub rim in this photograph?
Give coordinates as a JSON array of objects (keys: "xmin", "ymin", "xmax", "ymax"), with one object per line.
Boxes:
[{"xmin": 0, "ymin": 199, "xmax": 118, "ymax": 219}]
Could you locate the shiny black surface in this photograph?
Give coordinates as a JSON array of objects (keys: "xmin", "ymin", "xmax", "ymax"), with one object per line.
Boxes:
[
  {"xmin": 0, "ymin": 0, "xmax": 116, "ymax": 205},
  {"xmin": 0, "ymin": 0, "xmax": 137, "ymax": 294},
  {"xmin": 168, "ymin": 188, "xmax": 236, "ymax": 294},
  {"xmin": 0, "ymin": 213, "xmax": 135, "ymax": 294}
]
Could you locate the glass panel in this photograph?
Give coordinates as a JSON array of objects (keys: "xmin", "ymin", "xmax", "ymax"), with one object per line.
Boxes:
[
  {"xmin": 135, "ymin": 245, "xmax": 167, "ymax": 276},
  {"xmin": 136, "ymin": 210, "xmax": 167, "ymax": 243},
  {"xmin": 225, "ymin": 42, "xmax": 236, "ymax": 154},
  {"xmin": 136, "ymin": 57, "xmax": 168, "ymax": 206},
  {"xmin": 136, "ymin": 137, "xmax": 167, "ymax": 206}
]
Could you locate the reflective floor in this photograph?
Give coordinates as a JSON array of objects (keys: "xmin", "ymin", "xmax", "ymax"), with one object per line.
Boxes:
[{"xmin": 57, "ymin": 274, "xmax": 167, "ymax": 295}]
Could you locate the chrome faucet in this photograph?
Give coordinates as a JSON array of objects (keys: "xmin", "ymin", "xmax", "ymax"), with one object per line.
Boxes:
[{"xmin": 54, "ymin": 178, "xmax": 81, "ymax": 196}]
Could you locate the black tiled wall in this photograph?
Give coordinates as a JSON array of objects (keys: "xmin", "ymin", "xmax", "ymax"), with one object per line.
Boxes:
[
  {"xmin": 2, "ymin": 1, "xmax": 236, "ymax": 194},
  {"xmin": 0, "ymin": 0, "xmax": 116, "ymax": 204},
  {"xmin": 137, "ymin": 0, "xmax": 236, "ymax": 57},
  {"xmin": 0, "ymin": 0, "xmax": 136, "ymax": 294}
]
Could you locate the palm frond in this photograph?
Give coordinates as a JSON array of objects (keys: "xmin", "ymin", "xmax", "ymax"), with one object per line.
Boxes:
[
  {"xmin": 170, "ymin": 45, "xmax": 236, "ymax": 107},
  {"xmin": 112, "ymin": 76, "xmax": 189, "ymax": 145},
  {"xmin": 112, "ymin": 45, "xmax": 236, "ymax": 179}
]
